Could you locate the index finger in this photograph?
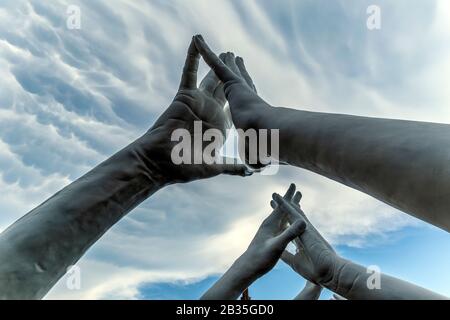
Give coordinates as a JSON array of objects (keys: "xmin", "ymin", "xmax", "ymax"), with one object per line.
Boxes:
[
  {"xmin": 265, "ymin": 183, "xmax": 298, "ymax": 225},
  {"xmin": 272, "ymin": 193, "xmax": 304, "ymax": 225},
  {"xmin": 193, "ymin": 35, "xmax": 239, "ymax": 83}
]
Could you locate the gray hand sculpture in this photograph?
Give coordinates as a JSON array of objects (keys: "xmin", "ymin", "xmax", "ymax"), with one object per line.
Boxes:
[
  {"xmin": 193, "ymin": 34, "xmax": 450, "ymax": 232},
  {"xmin": 201, "ymin": 184, "xmax": 306, "ymax": 300},
  {"xmin": 270, "ymin": 191, "xmax": 323, "ymax": 300},
  {"xmin": 272, "ymin": 184, "xmax": 448, "ymax": 300},
  {"xmin": 0, "ymin": 37, "xmax": 250, "ymax": 300}
]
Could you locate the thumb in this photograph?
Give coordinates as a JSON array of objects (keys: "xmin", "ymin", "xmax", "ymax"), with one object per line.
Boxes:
[
  {"xmin": 274, "ymin": 220, "xmax": 306, "ymax": 249},
  {"xmin": 209, "ymin": 161, "xmax": 253, "ymax": 177}
]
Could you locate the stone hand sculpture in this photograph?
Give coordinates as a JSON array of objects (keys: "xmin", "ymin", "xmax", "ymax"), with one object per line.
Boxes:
[
  {"xmin": 0, "ymin": 37, "xmax": 250, "ymax": 300},
  {"xmin": 193, "ymin": 34, "xmax": 450, "ymax": 232},
  {"xmin": 269, "ymin": 194, "xmax": 323, "ymax": 301},
  {"xmin": 201, "ymin": 184, "xmax": 306, "ymax": 300},
  {"xmin": 272, "ymin": 184, "xmax": 448, "ymax": 300}
]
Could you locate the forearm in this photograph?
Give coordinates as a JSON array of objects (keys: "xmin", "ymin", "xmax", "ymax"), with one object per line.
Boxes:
[
  {"xmin": 294, "ymin": 282, "xmax": 322, "ymax": 300},
  {"xmin": 256, "ymin": 106, "xmax": 450, "ymax": 231},
  {"xmin": 201, "ymin": 255, "xmax": 257, "ymax": 300},
  {"xmin": 294, "ymin": 289, "xmax": 321, "ymax": 301},
  {"xmin": 323, "ymin": 258, "xmax": 448, "ymax": 300},
  {"xmin": 0, "ymin": 132, "xmax": 167, "ymax": 299}
]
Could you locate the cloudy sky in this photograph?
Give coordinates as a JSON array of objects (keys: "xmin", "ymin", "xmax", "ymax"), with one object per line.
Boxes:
[{"xmin": 0, "ymin": 0, "xmax": 449, "ymax": 299}]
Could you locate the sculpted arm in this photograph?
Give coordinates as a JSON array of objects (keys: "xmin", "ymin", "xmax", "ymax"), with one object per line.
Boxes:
[
  {"xmin": 0, "ymin": 39, "xmax": 248, "ymax": 299},
  {"xmin": 293, "ymin": 281, "xmax": 322, "ymax": 300},
  {"xmin": 193, "ymin": 35, "xmax": 450, "ymax": 232},
  {"xmin": 272, "ymin": 187, "xmax": 448, "ymax": 300}
]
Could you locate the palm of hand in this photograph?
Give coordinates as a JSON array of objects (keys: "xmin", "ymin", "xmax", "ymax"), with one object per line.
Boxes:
[
  {"xmin": 291, "ymin": 200, "xmax": 336, "ymax": 283},
  {"xmin": 169, "ymin": 88, "xmax": 230, "ymax": 135},
  {"xmin": 241, "ymin": 185, "xmax": 306, "ymax": 278},
  {"xmin": 243, "ymin": 218, "xmax": 290, "ymax": 277},
  {"xmin": 289, "ymin": 237, "xmax": 337, "ymax": 284},
  {"xmin": 146, "ymin": 42, "xmax": 248, "ymax": 184}
]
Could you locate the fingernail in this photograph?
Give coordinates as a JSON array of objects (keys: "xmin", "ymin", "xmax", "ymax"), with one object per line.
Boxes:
[
  {"xmin": 195, "ymin": 34, "xmax": 204, "ymax": 41},
  {"xmin": 295, "ymin": 220, "xmax": 307, "ymax": 233}
]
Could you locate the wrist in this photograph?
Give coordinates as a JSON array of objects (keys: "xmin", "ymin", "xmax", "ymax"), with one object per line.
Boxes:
[
  {"xmin": 320, "ymin": 256, "xmax": 351, "ymax": 293},
  {"xmin": 201, "ymin": 254, "xmax": 258, "ymax": 300},
  {"xmin": 131, "ymin": 129, "xmax": 177, "ymax": 187},
  {"xmin": 228, "ymin": 253, "xmax": 260, "ymax": 289}
]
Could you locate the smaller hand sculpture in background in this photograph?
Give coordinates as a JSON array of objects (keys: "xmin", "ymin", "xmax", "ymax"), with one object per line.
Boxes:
[{"xmin": 201, "ymin": 184, "xmax": 306, "ymax": 300}]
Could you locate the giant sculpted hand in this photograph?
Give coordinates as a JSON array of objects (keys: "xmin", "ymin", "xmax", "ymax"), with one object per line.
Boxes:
[
  {"xmin": 146, "ymin": 37, "xmax": 250, "ymax": 184},
  {"xmin": 193, "ymin": 35, "xmax": 274, "ymax": 169}
]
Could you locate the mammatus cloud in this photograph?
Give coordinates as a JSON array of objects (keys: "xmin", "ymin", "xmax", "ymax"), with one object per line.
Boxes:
[{"xmin": 0, "ymin": 0, "xmax": 448, "ymax": 299}]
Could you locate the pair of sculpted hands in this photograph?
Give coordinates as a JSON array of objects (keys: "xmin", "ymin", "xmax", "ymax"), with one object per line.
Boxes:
[
  {"xmin": 201, "ymin": 183, "xmax": 339, "ymax": 300},
  {"xmin": 146, "ymin": 35, "xmax": 270, "ymax": 186}
]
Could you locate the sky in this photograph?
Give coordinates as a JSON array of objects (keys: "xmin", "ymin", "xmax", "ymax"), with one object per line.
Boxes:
[{"xmin": 0, "ymin": 0, "xmax": 449, "ymax": 299}]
